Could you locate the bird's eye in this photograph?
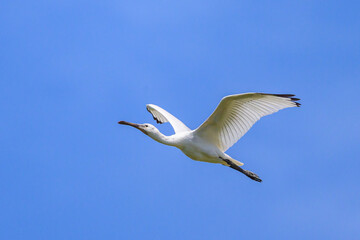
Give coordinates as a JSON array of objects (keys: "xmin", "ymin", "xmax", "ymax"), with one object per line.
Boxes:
[{"xmin": 145, "ymin": 125, "xmax": 148, "ymax": 127}]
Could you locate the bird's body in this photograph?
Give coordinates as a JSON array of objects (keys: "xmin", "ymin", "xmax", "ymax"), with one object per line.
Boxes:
[
  {"xmin": 175, "ymin": 131, "xmax": 226, "ymax": 164},
  {"xmin": 119, "ymin": 93, "xmax": 300, "ymax": 182}
]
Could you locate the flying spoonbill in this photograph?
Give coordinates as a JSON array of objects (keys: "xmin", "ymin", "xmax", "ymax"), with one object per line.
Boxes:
[{"xmin": 118, "ymin": 93, "xmax": 300, "ymax": 182}]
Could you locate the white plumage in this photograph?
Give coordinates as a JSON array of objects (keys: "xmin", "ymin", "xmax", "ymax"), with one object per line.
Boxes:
[
  {"xmin": 119, "ymin": 93, "xmax": 300, "ymax": 182},
  {"xmin": 146, "ymin": 104, "xmax": 190, "ymax": 133},
  {"xmin": 195, "ymin": 93, "xmax": 300, "ymax": 152}
]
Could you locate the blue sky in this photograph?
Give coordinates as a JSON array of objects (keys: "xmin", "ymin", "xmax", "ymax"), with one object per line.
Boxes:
[{"xmin": 1, "ymin": 0, "xmax": 360, "ymax": 239}]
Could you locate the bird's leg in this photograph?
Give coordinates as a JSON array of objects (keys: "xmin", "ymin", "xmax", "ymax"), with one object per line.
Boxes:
[{"xmin": 219, "ymin": 157, "xmax": 262, "ymax": 182}]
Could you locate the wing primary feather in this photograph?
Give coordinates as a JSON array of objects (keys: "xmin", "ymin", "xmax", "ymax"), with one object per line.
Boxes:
[
  {"xmin": 230, "ymin": 110, "xmax": 249, "ymax": 130},
  {"xmin": 223, "ymin": 122, "xmax": 231, "ymax": 147},
  {"xmin": 260, "ymin": 93, "xmax": 301, "ymax": 107},
  {"xmin": 194, "ymin": 92, "xmax": 300, "ymax": 152},
  {"xmin": 260, "ymin": 93, "xmax": 295, "ymax": 98},
  {"xmin": 227, "ymin": 114, "xmax": 242, "ymax": 136},
  {"xmin": 230, "ymin": 113, "xmax": 246, "ymax": 133},
  {"xmin": 248, "ymin": 102, "xmax": 267, "ymax": 115},
  {"xmin": 226, "ymin": 117, "xmax": 238, "ymax": 141},
  {"xmin": 241, "ymin": 105, "xmax": 260, "ymax": 122},
  {"xmin": 146, "ymin": 104, "xmax": 190, "ymax": 133},
  {"xmin": 236, "ymin": 109, "xmax": 253, "ymax": 130}
]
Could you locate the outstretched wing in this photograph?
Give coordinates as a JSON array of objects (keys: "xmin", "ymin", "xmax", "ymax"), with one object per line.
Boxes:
[
  {"xmin": 146, "ymin": 104, "xmax": 191, "ymax": 134},
  {"xmin": 194, "ymin": 93, "xmax": 300, "ymax": 152}
]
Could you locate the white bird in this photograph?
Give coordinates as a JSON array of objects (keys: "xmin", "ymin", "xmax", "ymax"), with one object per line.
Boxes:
[{"xmin": 119, "ymin": 93, "xmax": 300, "ymax": 182}]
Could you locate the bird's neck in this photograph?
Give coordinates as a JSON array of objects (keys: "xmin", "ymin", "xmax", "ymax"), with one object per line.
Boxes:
[{"xmin": 148, "ymin": 131, "xmax": 174, "ymax": 146}]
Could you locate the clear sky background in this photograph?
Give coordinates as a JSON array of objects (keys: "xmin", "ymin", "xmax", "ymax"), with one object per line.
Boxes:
[{"xmin": 1, "ymin": 1, "xmax": 360, "ymax": 239}]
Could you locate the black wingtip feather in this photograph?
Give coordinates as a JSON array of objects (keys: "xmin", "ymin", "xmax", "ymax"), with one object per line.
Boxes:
[
  {"xmin": 261, "ymin": 93, "xmax": 295, "ymax": 98},
  {"xmin": 152, "ymin": 116, "xmax": 163, "ymax": 124},
  {"xmin": 260, "ymin": 93, "xmax": 301, "ymax": 107},
  {"xmin": 147, "ymin": 105, "xmax": 165, "ymax": 124}
]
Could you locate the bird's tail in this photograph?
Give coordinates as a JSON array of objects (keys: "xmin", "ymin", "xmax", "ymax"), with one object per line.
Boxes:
[
  {"xmin": 220, "ymin": 157, "xmax": 262, "ymax": 182},
  {"xmin": 221, "ymin": 155, "xmax": 244, "ymax": 167},
  {"xmin": 230, "ymin": 159, "xmax": 244, "ymax": 166},
  {"xmin": 224, "ymin": 153, "xmax": 244, "ymax": 167}
]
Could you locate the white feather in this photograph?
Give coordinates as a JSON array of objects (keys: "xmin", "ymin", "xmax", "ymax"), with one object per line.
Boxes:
[
  {"xmin": 146, "ymin": 104, "xmax": 191, "ymax": 134},
  {"xmin": 194, "ymin": 93, "xmax": 300, "ymax": 152}
]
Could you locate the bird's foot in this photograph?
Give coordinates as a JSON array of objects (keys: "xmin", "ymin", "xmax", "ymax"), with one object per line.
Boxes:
[
  {"xmin": 220, "ymin": 157, "xmax": 262, "ymax": 182},
  {"xmin": 243, "ymin": 170, "xmax": 262, "ymax": 182}
]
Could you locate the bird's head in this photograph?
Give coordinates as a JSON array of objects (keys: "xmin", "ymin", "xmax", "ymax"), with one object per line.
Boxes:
[{"xmin": 118, "ymin": 121, "xmax": 158, "ymax": 136}]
